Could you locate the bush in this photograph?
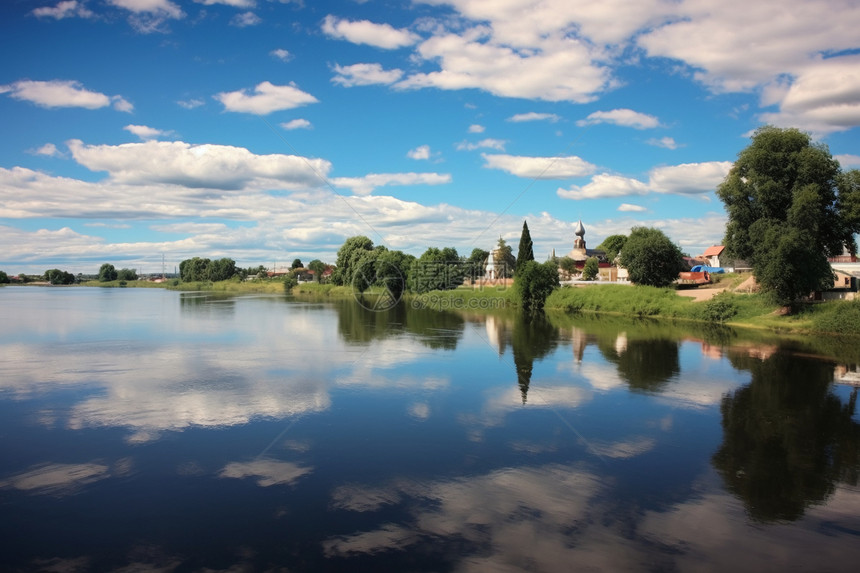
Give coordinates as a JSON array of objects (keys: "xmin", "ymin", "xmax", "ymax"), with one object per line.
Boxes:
[
  {"xmin": 515, "ymin": 260, "xmax": 560, "ymax": 313},
  {"xmin": 700, "ymin": 292, "xmax": 740, "ymax": 323},
  {"xmin": 810, "ymin": 299, "xmax": 860, "ymax": 335},
  {"xmin": 283, "ymin": 276, "xmax": 298, "ymax": 293}
]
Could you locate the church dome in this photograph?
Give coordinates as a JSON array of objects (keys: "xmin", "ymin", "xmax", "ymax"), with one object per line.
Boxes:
[{"xmin": 574, "ymin": 219, "xmax": 585, "ymax": 237}]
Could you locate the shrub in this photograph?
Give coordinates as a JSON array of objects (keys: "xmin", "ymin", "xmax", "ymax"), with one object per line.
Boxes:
[{"xmin": 700, "ymin": 292, "xmax": 739, "ymax": 323}]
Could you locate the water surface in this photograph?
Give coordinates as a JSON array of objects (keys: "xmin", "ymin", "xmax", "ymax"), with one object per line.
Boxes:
[{"xmin": 1, "ymin": 287, "xmax": 858, "ymax": 571}]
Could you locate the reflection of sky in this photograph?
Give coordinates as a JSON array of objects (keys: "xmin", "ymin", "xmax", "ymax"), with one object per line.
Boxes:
[{"xmin": 2, "ymin": 289, "xmax": 858, "ymax": 571}]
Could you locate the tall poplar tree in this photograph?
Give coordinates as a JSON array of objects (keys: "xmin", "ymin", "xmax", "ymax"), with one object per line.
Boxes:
[{"xmin": 516, "ymin": 220, "xmax": 534, "ymax": 273}]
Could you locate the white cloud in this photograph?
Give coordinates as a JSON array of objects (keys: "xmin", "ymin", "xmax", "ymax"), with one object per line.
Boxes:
[
  {"xmin": 508, "ymin": 112, "xmax": 560, "ymax": 122},
  {"xmin": 270, "ymin": 48, "xmax": 291, "ymax": 61},
  {"xmin": 482, "ymin": 153, "xmax": 596, "ymax": 179},
  {"xmin": 647, "ymin": 136, "xmax": 679, "ymax": 150},
  {"xmin": 468, "ymin": 124, "xmax": 485, "ymax": 133},
  {"xmin": 407, "ymin": 145, "xmax": 431, "ymax": 160},
  {"xmin": 577, "ymin": 108, "xmax": 660, "ymax": 129},
  {"xmin": 837, "ymin": 154, "xmax": 860, "ymax": 168},
  {"xmin": 397, "ymin": 31, "xmax": 612, "ymax": 102},
  {"xmin": 33, "ymin": 143, "xmax": 61, "ymax": 157},
  {"xmin": 758, "ymin": 55, "xmax": 860, "ymax": 134},
  {"xmin": 177, "ymin": 98, "xmax": 204, "ymax": 109},
  {"xmin": 332, "ymin": 63, "xmax": 404, "ymax": 87},
  {"xmin": 648, "ymin": 161, "xmax": 732, "ymax": 195},
  {"xmin": 194, "ymin": 0, "xmax": 255, "ymax": 7},
  {"xmin": 107, "ymin": 0, "xmax": 184, "ymax": 33},
  {"xmin": 0, "ymin": 462, "xmax": 110, "ymax": 495},
  {"xmin": 280, "ymin": 118, "xmax": 312, "ymax": 130},
  {"xmin": 618, "ymin": 203, "xmax": 647, "ymax": 212},
  {"xmin": 558, "ymin": 173, "xmax": 649, "ymax": 200},
  {"xmin": 32, "ymin": 1, "xmax": 94, "ymax": 19},
  {"xmin": 322, "ymin": 15, "xmax": 419, "ymax": 49},
  {"xmin": 214, "ymin": 81, "xmax": 318, "ymax": 114},
  {"xmin": 455, "ymin": 138, "xmax": 506, "ymax": 151},
  {"xmin": 66, "ymin": 139, "xmax": 331, "ymax": 190},
  {"xmin": 331, "ymin": 172, "xmax": 452, "ymax": 196},
  {"xmin": 231, "ymin": 11, "xmax": 261, "ymax": 27},
  {"xmin": 1, "ymin": 79, "xmax": 132, "ymax": 111},
  {"xmin": 558, "ymin": 161, "xmax": 731, "ymax": 200},
  {"xmin": 123, "ymin": 124, "xmax": 171, "ymax": 140},
  {"xmin": 219, "ymin": 459, "xmax": 311, "ymax": 487}
]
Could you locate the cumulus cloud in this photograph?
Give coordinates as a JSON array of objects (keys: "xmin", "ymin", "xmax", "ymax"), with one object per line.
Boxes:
[
  {"xmin": 214, "ymin": 81, "xmax": 318, "ymax": 114},
  {"xmin": 32, "ymin": 0, "xmax": 94, "ymax": 19},
  {"xmin": 331, "ymin": 172, "xmax": 452, "ymax": 196},
  {"xmin": 270, "ymin": 48, "xmax": 291, "ymax": 61},
  {"xmin": 230, "ymin": 11, "xmax": 261, "ymax": 27},
  {"xmin": 66, "ymin": 139, "xmax": 331, "ymax": 190},
  {"xmin": 107, "ymin": 0, "xmax": 184, "ymax": 33},
  {"xmin": 331, "ymin": 63, "xmax": 404, "ymax": 87},
  {"xmin": 219, "ymin": 459, "xmax": 312, "ymax": 487},
  {"xmin": 455, "ymin": 138, "xmax": 506, "ymax": 151},
  {"xmin": 577, "ymin": 108, "xmax": 660, "ymax": 129},
  {"xmin": 33, "ymin": 143, "xmax": 61, "ymax": 157},
  {"xmin": 123, "ymin": 124, "xmax": 171, "ymax": 140},
  {"xmin": 508, "ymin": 112, "xmax": 560, "ymax": 122},
  {"xmin": 837, "ymin": 154, "xmax": 860, "ymax": 167},
  {"xmin": 280, "ymin": 118, "xmax": 311, "ymax": 130},
  {"xmin": 647, "ymin": 136, "xmax": 679, "ymax": 150},
  {"xmin": 1, "ymin": 79, "xmax": 132, "ymax": 111},
  {"xmin": 397, "ymin": 31, "xmax": 612, "ymax": 102},
  {"xmin": 177, "ymin": 98, "xmax": 204, "ymax": 109},
  {"xmin": 482, "ymin": 153, "xmax": 596, "ymax": 179},
  {"xmin": 558, "ymin": 161, "xmax": 731, "ymax": 199},
  {"xmin": 468, "ymin": 124, "xmax": 485, "ymax": 133},
  {"xmin": 407, "ymin": 145, "xmax": 431, "ymax": 160},
  {"xmin": 618, "ymin": 203, "xmax": 647, "ymax": 212},
  {"xmin": 194, "ymin": 0, "xmax": 255, "ymax": 7},
  {"xmin": 322, "ymin": 14, "xmax": 419, "ymax": 49}
]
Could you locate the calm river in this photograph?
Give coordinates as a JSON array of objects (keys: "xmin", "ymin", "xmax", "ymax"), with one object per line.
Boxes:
[{"xmin": 1, "ymin": 287, "xmax": 858, "ymax": 572}]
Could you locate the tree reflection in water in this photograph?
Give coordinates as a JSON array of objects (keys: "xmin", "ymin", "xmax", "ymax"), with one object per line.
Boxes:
[
  {"xmin": 510, "ymin": 314, "xmax": 559, "ymax": 403},
  {"xmin": 713, "ymin": 350, "xmax": 860, "ymax": 522},
  {"xmin": 334, "ymin": 299, "xmax": 465, "ymax": 350}
]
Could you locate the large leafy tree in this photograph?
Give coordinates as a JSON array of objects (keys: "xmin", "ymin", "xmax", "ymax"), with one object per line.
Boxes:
[
  {"xmin": 619, "ymin": 227, "xmax": 685, "ymax": 287},
  {"xmin": 410, "ymin": 247, "xmax": 463, "ymax": 293},
  {"xmin": 514, "ymin": 260, "xmax": 559, "ymax": 313},
  {"xmin": 98, "ymin": 263, "xmax": 118, "ymax": 282},
  {"xmin": 332, "ymin": 235, "xmax": 374, "ymax": 286},
  {"xmin": 516, "ymin": 220, "xmax": 534, "ymax": 271},
  {"xmin": 717, "ymin": 126, "xmax": 856, "ymax": 305},
  {"xmin": 493, "ymin": 237, "xmax": 516, "ymax": 278},
  {"xmin": 596, "ymin": 234, "xmax": 627, "ymax": 262}
]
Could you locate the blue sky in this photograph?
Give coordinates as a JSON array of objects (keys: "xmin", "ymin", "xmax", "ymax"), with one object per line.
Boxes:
[{"xmin": 2, "ymin": 0, "xmax": 859, "ymax": 274}]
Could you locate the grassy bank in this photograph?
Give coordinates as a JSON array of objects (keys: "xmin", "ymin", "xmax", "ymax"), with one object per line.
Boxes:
[{"xmin": 545, "ymin": 283, "xmax": 860, "ymax": 336}]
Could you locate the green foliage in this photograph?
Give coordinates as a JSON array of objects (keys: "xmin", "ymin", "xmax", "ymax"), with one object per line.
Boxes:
[
  {"xmin": 810, "ymin": 299, "xmax": 860, "ymax": 335},
  {"xmin": 514, "ymin": 260, "xmax": 559, "ymax": 313},
  {"xmin": 558, "ymin": 256, "xmax": 577, "ymax": 275},
  {"xmin": 718, "ymin": 126, "xmax": 851, "ymax": 305},
  {"xmin": 332, "ymin": 235, "xmax": 374, "ymax": 286},
  {"xmin": 582, "ymin": 257, "xmax": 599, "ymax": 281},
  {"xmin": 179, "ymin": 257, "xmax": 236, "ymax": 282},
  {"xmin": 283, "ymin": 275, "xmax": 298, "ymax": 293},
  {"xmin": 467, "ymin": 248, "xmax": 490, "ymax": 281},
  {"xmin": 98, "ymin": 263, "xmax": 118, "ymax": 282},
  {"xmin": 45, "ymin": 268, "xmax": 75, "ymax": 285},
  {"xmin": 699, "ymin": 291, "xmax": 740, "ymax": 323},
  {"xmin": 117, "ymin": 268, "xmax": 137, "ymax": 281},
  {"xmin": 516, "ymin": 220, "xmax": 534, "ymax": 271},
  {"xmin": 410, "ymin": 247, "xmax": 464, "ymax": 293},
  {"xmin": 493, "ymin": 237, "xmax": 516, "ymax": 278},
  {"xmin": 291, "ymin": 258, "xmax": 303, "ymax": 270},
  {"xmin": 596, "ymin": 234, "xmax": 627, "ymax": 262},
  {"xmin": 619, "ymin": 227, "xmax": 686, "ymax": 287},
  {"xmin": 308, "ymin": 259, "xmax": 326, "ymax": 282},
  {"xmin": 837, "ymin": 169, "xmax": 860, "ymax": 252},
  {"xmin": 0, "ymin": 270, "xmax": 9, "ymax": 284}
]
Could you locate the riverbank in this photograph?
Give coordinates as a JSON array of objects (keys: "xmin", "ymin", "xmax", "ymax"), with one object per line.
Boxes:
[{"xmin": 68, "ymin": 277, "xmax": 860, "ymax": 337}]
